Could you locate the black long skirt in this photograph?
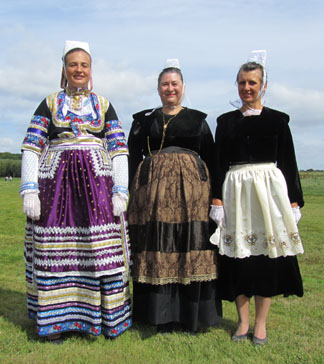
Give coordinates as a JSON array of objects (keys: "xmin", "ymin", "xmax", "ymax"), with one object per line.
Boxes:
[
  {"xmin": 218, "ymin": 254, "xmax": 303, "ymax": 302},
  {"xmin": 133, "ymin": 281, "xmax": 222, "ymax": 332},
  {"xmin": 128, "ymin": 147, "xmax": 222, "ymax": 331}
]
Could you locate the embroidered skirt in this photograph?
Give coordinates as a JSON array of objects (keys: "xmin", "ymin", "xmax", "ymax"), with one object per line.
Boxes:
[
  {"xmin": 24, "ymin": 137, "xmax": 131, "ymax": 337},
  {"xmin": 128, "ymin": 146, "xmax": 222, "ymax": 330},
  {"xmin": 210, "ymin": 163, "xmax": 303, "ymax": 300}
]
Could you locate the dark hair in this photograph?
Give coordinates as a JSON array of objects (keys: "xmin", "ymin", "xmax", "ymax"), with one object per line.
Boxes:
[
  {"xmin": 64, "ymin": 48, "xmax": 92, "ymax": 66},
  {"xmin": 236, "ymin": 61, "xmax": 265, "ymax": 84},
  {"xmin": 158, "ymin": 67, "xmax": 183, "ymax": 86}
]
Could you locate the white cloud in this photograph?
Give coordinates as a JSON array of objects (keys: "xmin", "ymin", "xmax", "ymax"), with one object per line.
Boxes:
[
  {"xmin": 268, "ymin": 84, "xmax": 324, "ymax": 127},
  {"xmin": 93, "ymin": 59, "xmax": 157, "ymax": 107},
  {"xmin": 0, "ymin": 0, "xmax": 323, "ymax": 170},
  {"xmin": 0, "ymin": 138, "xmax": 20, "ymax": 153}
]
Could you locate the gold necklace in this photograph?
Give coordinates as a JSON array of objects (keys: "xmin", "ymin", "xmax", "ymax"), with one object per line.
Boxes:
[
  {"xmin": 66, "ymin": 88, "xmax": 91, "ymax": 111},
  {"xmin": 147, "ymin": 108, "xmax": 183, "ymax": 157}
]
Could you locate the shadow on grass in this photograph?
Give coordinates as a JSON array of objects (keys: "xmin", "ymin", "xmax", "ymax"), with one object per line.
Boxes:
[
  {"xmin": 130, "ymin": 316, "xmax": 236, "ymax": 341},
  {"xmin": 130, "ymin": 321, "xmax": 157, "ymax": 340},
  {"xmin": 0, "ymin": 287, "xmax": 238, "ymax": 343},
  {"xmin": 0, "ymin": 287, "xmax": 38, "ymax": 341}
]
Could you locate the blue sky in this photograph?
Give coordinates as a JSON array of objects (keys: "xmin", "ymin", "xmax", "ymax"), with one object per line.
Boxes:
[{"xmin": 1, "ymin": 0, "xmax": 324, "ymax": 169}]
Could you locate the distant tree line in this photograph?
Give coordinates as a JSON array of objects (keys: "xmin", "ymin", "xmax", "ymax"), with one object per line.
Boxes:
[
  {"xmin": 300, "ymin": 169, "xmax": 324, "ymax": 172},
  {"xmin": 0, "ymin": 152, "xmax": 22, "ymax": 177},
  {"xmin": 0, "ymin": 152, "xmax": 323, "ymax": 179}
]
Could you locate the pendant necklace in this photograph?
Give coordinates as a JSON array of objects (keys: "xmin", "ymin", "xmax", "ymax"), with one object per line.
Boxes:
[{"xmin": 147, "ymin": 108, "xmax": 183, "ymax": 157}]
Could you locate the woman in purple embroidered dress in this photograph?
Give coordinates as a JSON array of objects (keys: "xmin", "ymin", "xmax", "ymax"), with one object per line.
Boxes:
[{"xmin": 20, "ymin": 40, "xmax": 131, "ymax": 342}]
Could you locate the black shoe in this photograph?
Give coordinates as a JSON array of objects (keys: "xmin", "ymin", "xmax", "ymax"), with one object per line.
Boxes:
[
  {"xmin": 157, "ymin": 323, "xmax": 174, "ymax": 334},
  {"xmin": 47, "ymin": 333, "xmax": 63, "ymax": 344}
]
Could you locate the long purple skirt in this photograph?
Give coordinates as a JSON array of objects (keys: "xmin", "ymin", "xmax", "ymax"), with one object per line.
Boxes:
[{"xmin": 24, "ymin": 138, "xmax": 131, "ymax": 338}]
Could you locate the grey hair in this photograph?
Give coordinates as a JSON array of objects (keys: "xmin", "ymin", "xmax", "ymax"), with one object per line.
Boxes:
[
  {"xmin": 158, "ymin": 67, "xmax": 183, "ymax": 86},
  {"xmin": 236, "ymin": 61, "xmax": 266, "ymax": 85}
]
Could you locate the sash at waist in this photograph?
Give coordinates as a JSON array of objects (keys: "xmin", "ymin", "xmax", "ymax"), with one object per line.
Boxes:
[
  {"xmin": 49, "ymin": 136, "xmax": 105, "ymax": 150},
  {"xmin": 145, "ymin": 145, "xmax": 198, "ymax": 157}
]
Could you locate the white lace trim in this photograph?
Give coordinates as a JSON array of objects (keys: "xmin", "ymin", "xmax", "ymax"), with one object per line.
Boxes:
[
  {"xmin": 26, "ymin": 247, "xmax": 124, "ymax": 260},
  {"xmin": 34, "ymin": 255, "xmax": 126, "ymax": 268},
  {"xmin": 38, "ymin": 145, "xmax": 112, "ymax": 179},
  {"xmin": 62, "ymin": 94, "xmax": 97, "ymax": 118},
  {"xmin": 32, "ymin": 222, "xmax": 123, "ymax": 236},
  {"xmin": 39, "ymin": 150, "xmax": 62, "ymax": 179}
]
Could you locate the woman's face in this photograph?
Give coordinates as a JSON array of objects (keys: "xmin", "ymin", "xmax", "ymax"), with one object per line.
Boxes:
[
  {"xmin": 237, "ymin": 69, "xmax": 265, "ymax": 106},
  {"xmin": 158, "ymin": 72, "xmax": 183, "ymax": 107},
  {"xmin": 65, "ymin": 50, "xmax": 91, "ymax": 89}
]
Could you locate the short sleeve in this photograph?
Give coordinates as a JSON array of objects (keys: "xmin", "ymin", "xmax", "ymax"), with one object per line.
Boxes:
[
  {"xmin": 105, "ymin": 103, "xmax": 128, "ymax": 158},
  {"xmin": 21, "ymin": 98, "xmax": 51, "ymax": 155}
]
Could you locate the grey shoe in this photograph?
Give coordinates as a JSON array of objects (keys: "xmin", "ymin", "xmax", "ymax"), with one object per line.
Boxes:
[
  {"xmin": 252, "ymin": 335, "xmax": 268, "ymax": 345},
  {"xmin": 231, "ymin": 330, "xmax": 249, "ymax": 342}
]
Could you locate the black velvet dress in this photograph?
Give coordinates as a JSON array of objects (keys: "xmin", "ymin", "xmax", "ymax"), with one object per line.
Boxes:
[
  {"xmin": 212, "ymin": 107, "xmax": 304, "ymax": 301},
  {"xmin": 128, "ymin": 107, "xmax": 222, "ymax": 331}
]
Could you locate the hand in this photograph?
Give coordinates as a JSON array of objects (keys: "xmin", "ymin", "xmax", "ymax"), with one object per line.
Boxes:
[
  {"xmin": 112, "ymin": 193, "xmax": 127, "ymax": 216},
  {"xmin": 292, "ymin": 206, "xmax": 302, "ymax": 224},
  {"xmin": 23, "ymin": 193, "xmax": 41, "ymax": 220},
  {"xmin": 209, "ymin": 205, "xmax": 226, "ymax": 227}
]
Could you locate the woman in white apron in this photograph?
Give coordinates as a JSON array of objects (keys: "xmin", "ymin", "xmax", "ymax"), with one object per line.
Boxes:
[{"xmin": 210, "ymin": 50, "xmax": 304, "ymax": 345}]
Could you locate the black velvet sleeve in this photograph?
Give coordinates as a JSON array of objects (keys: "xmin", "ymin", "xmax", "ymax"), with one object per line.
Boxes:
[
  {"xmin": 104, "ymin": 102, "xmax": 118, "ymax": 122},
  {"xmin": 199, "ymin": 119, "xmax": 215, "ymax": 181},
  {"xmin": 276, "ymin": 114, "xmax": 304, "ymax": 207},
  {"xmin": 212, "ymin": 114, "xmax": 231, "ymax": 199},
  {"xmin": 35, "ymin": 98, "xmax": 54, "ymax": 141},
  {"xmin": 127, "ymin": 115, "xmax": 145, "ymax": 188},
  {"xmin": 35, "ymin": 98, "xmax": 52, "ymax": 119}
]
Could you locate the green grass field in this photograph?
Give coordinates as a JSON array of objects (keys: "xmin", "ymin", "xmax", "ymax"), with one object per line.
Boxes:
[{"xmin": 0, "ymin": 175, "xmax": 323, "ymax": 364}]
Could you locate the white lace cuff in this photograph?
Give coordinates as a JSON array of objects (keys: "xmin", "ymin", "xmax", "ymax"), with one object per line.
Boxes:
[
  {"xmin": 20, "ymin": 150, "xmax": 39, "ymax": 196},
  {"xmin": 112, "ymin": 155, "xmax": 128, "ymax": 195}
]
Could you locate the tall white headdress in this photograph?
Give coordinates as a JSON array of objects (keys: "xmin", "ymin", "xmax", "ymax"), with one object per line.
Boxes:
[
  {"xmin": 248, "ymin": 50, "xmax": 266, "ymax": 67},
  {"xmin": 164, "ymin": 58, "xmax": 181, "ymax": 69},
  {"xmin": 62, "ymin": 40, "xmax": 91, "ymax": 60},
  {"xmin": 248, "ymin": 49, "xmax": 267, "ymax": 86}
]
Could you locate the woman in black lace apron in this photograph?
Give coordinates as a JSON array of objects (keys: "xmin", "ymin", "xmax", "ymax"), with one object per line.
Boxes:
[{"xmin": 128, "ymin": 59, "xmax": 222, "ymax": 333}]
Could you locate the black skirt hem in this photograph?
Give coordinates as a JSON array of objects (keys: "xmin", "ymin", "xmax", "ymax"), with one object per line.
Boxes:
[
  {"xmin": 217, "ymin": 254, "xmax": 303, "ymax": 301},
  {"xmin": 133, "ymin": 281, "xmax": 223, "ymax": 332}
]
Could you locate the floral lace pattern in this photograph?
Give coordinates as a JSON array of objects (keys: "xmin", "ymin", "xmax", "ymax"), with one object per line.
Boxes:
[
  {"xmin": 128, "ymin": 151, "xmax": 210, "ymax": 225},
  {"xmin": 132, "ymin": 250, "xmax": 218, "ymax": 285},
  {"xmin": 211, "ymin": 228, "xmax": 303, "ymax": 258},
  {"xmin": 129, "ymin": 150, "xmax": 218, "ymax": 284}
]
